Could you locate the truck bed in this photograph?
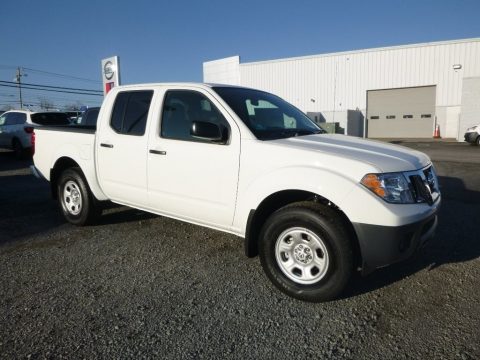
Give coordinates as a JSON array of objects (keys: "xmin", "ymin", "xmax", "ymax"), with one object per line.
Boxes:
[{"xmin": 32, "ymin": 125, "xmax": 106, "ymax": 200}]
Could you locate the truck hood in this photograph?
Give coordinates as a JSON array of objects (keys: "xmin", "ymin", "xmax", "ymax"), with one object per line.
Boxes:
[{"xmin": 273, "ymin": 134, "xmax": 431, "ymax": 173}]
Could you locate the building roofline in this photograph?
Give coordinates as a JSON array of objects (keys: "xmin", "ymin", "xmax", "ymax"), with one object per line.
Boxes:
[{"xmin": 240, "ymin": 37, "xmax": 480, "ymax": 66}]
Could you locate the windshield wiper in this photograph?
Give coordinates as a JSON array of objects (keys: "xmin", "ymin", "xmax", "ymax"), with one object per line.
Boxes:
[
  {"xmin": 258, "ymin": 128, "xmax": 324, "ymax": 140},
  {"xmin": 274, "ymin": 129, "xmax": 322, "ymax": 138}
]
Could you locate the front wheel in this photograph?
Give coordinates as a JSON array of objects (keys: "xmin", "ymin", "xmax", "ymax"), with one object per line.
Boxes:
[
  {"xmin": 57, "ymin": 168, "xmax": 100, "ymax": 226},
  {"xmin": 259, "ymin": 202, "xmax": 354, "ymax": 302}
]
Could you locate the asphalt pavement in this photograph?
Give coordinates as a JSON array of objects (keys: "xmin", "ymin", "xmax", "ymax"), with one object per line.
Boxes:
[{"xmin": 0, "ymin": 141, "xmax": 479, "ymax": 359}]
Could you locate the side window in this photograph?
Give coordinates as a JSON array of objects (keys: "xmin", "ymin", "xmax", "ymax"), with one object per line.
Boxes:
[
  {"xmin": 110, "ymin": 91, "xmax": 153, "ymax": 135},
  {"xmin": 161, "ymin": 90, "xmax": 230, "ymax": 143},
  {"xmin": 0, "ymin": 114, "xmax": 7, "ymax": 126},
  {"xmin": 3, "ymin": 113, "xmax": 16, "ymax": 125},
  {"xmin": 111, "ymin": 93, "xmax": 128, "ymax": 132},
  {"xmin": 13, "ymin": 113, "xmax": 27, "ymax": 125},
  {"xmin": 85, "ymin": 109, "xmax": 99, "ymax": 126}
]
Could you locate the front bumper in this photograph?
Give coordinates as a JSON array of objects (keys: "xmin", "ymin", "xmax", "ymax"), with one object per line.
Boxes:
[
  {"xmin": 353, "ymin": 206, "xmax": 439, "ymax": 275},
  {"xmin": 464, "ymin": 131, "xmax": 479, "ymax": 143}
]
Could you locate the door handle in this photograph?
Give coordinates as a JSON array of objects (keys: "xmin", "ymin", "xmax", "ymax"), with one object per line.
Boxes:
[
  {"xmin": 149, "ymin": 149, "xmax": 166, "ymax": 155},
  {"xmin": 100, "ymin": 143, "xmax": 114, "ymax": 148}
]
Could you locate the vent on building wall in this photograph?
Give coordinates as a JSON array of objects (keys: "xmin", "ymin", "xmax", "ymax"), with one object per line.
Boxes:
[
  {"xmin": 370, "ymin": 116, "xmax": 379, "ymax": 119},
  {"xmin": 421, "ymin": 114, "xmax": 432, "ymax": 118},
  {"xmin": 403, "ymin": 115, "xmax": 413, "ymax": 119},
  {"xmin": 386, "ymin": 115, "xmax": 396, "ymax": 119}
]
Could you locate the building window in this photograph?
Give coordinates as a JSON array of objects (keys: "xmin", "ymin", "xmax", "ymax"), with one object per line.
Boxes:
[
  {"xmin": 386, "ymin": 115, "xmax": 396, "ymax": 119},
  {"xmin": 370, "ymin": 116, "xmax": 379, "ymax": 120},
  {"xmin": 421, "ymin": 114, "xmax": 432, "ymax": 118},
  {"xmin": 403, "ymin": 115, "xmax": 413, "ymax": 119}
]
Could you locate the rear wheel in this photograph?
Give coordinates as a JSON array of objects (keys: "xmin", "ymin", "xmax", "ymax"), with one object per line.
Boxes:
[
  {"xmin": 57, "ymin": 168, "xmax": 101, "ymax": 225},
  {"xmin": 259, "ymin": 202, "xmax": 354, "ymax": 302},
  {"xmin": 476, "ymin": 136, "xmax": 480, "ymax": 146}
]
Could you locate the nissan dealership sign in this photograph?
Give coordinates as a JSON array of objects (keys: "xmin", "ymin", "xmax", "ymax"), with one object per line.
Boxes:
[{"xmin": 101, "ymin": 56, "xmax": 121, "ymax": 95}]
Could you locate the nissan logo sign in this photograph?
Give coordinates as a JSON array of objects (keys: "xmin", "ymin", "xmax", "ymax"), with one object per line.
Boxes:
[{"xmin": 104, "ymin": 61, "xmax": 115, "ymax": 80}]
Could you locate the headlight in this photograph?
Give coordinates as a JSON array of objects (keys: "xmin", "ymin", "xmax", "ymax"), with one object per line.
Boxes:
[
  {"xmin": 361, "ymin": 172, "xmax": 415, "ymax": 204},
  {"xmin": 466, "ymin": 125, "xmax": 478, "ymax": 132}
]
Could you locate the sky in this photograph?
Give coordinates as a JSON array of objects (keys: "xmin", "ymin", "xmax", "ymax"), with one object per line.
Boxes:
[{"xmin": 1, "ymin": 0, "xmax": 479, "ymax": 110}]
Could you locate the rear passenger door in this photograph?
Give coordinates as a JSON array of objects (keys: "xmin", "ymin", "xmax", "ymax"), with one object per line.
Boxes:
[
  {"xmin": 147, "ymin": 88, "xmax": 240, "ymax": 229},
  {"xmin": 96, "ymin": 90, "xmax": 154, "ymax": 207}
]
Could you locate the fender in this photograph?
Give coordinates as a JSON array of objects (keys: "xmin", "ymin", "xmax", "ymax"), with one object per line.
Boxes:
[
  {"xmin": 233, "ymin": 165, "xmax": 358, "ymax": 235},
  {"xmin": 50, "ymin": 142, "xmax": 108, "ymax": 201}
]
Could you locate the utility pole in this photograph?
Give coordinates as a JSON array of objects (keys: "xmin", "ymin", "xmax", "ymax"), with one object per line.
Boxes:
[{"xmin": 15, "ymin": 67, "xmax": 24, "ymax": 109}]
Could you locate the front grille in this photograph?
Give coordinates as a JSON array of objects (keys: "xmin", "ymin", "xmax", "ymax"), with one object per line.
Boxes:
[
  {"xmin": 410, "ymin": 175, "xmax": 433, "ymax": 205},
  {"xmin": 408, "ymin": 165, "xmax": 440, "ymax": 205}
]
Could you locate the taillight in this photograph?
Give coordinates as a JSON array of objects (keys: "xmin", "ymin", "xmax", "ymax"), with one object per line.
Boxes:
[
  {"xmin": 31, "ymin": 130, "xmax": 35, "ymax": 156},
  {"xmin": 24, "ymin": 126, "xmax": 34, "ymax": 133}
]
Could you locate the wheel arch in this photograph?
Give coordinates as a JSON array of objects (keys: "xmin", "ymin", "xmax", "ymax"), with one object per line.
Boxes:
[
  {"xmin": 49, "ymin": 154, "xmax": 107, "ymax": 201},
  {"xmin": 244, "ymin": 189, "xmax": 362, "ymax": 270},
  {"xmin": 50, "ymin": 157, "xmax": 82, "ymax": 199}
]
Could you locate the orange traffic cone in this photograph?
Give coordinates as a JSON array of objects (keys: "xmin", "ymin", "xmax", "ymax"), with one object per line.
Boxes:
[{"xmin": 433, "ymin": 124, "xmax": 441, "ymax": 139}]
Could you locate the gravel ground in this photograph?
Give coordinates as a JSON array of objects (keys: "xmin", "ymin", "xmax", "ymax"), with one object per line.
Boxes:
[{"xmin": 0, "ymin": 142, "xmax": 479, "ymax": 359}]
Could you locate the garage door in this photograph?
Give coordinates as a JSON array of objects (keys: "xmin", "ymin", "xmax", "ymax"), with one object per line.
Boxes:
[{"xmin": 367, "ymin": 86, "xmax": 436, "ymax": 138}]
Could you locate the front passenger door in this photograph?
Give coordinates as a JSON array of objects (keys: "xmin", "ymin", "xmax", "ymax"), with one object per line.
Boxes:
[{"xmin": 147, "ymin": 89, "xmax": 240, "ymax": 229}]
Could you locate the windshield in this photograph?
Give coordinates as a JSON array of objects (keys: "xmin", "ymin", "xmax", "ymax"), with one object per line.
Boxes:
[{"xmin": 213, "ymin": 87, "xmax": 324, "ymax": 140}]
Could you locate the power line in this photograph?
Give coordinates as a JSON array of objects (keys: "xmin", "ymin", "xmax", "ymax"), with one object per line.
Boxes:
[
  {"xmin": 0, "ymin": 64, "xmax": 102, "ymax": 84},
  {"xmin": 0, "ymin": 83, "xmax": 103, "ymax": 96},
  {"xmin": 0, "ymin": 80, "xmax": 102, "ymax": 93},
  {"xmin": 22, "ymin": 67, "xmax": 102, "ymax": 84}
]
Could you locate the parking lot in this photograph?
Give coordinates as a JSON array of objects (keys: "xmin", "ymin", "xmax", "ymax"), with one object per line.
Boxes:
[{"xmin": 0, "ymin": 141, "xmax": 479, "ymax": 359}]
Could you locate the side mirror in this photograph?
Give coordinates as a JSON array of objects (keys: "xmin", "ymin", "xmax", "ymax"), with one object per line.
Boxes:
[{"xmin": 191, "ymin": 121, "xmax": 226, "ymax": 143}]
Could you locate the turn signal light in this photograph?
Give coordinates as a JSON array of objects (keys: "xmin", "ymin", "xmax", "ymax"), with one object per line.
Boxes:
[{"xmin": 361, "ymin": 174, "xmax": 386, "ymax": 197}]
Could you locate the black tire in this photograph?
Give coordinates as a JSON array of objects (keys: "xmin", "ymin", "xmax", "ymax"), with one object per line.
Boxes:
[
  {"xmin": 57, "ymin": 167, "xmax": 101, "ymax": 226},
  {"xmin": 12, "ymin": 138, "xmax": 24, "ymax": 159},
  {"xmin": 476, "ymin": 136, "xmax": 480, "ymax": 146},
  {"xmin": 259, "ymin": 202, "xmax": 354, "ymax": 302}
]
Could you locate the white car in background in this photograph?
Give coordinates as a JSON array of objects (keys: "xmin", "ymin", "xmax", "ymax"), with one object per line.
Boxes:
[
  {"xmin": 464, "ymin": 124, "xmax": 480, "ymax": 145},
  {"xmin": 0, "ymin": 110, "xmax": 35, "ymax": 158},
  {"xmin": 0, "ymin": 110, "xmax": 71, "ymax": 158}
]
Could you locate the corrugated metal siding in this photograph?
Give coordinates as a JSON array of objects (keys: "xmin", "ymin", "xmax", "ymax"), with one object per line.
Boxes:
[
  {"xmin": 203, "ymin": 56, "xmax": 240, "ymax": 85},
  {"xmin": 233, "ymin": 39, "xmax": 480, "ymax": 112}
]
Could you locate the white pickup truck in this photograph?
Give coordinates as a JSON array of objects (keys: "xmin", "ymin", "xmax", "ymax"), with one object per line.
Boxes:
[{"xmin": 31, "ymin": 83, "xmax": 441, "ymax": 302}]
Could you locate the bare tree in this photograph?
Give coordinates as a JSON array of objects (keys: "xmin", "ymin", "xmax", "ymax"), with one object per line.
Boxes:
[
  {"xmin": 63, "ymin": 101, "xmax": 83, "ymax": 111},
  {"xmin": 39, "ymin": 97, "xmax": 55, "ymax": 111}
]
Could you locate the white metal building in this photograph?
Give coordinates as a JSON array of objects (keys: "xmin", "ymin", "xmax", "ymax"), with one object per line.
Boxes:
[{"xmin": 203, "ymin": 38, "xmax": 480, "ymax": 140}]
